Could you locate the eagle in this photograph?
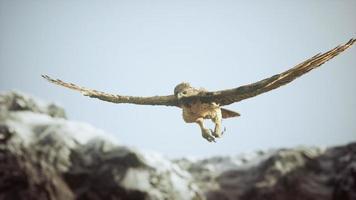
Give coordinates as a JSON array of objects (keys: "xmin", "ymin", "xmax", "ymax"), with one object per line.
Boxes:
[{"xmin": 43, "ymin": 39, "xmax": 355, "ymax": 142}]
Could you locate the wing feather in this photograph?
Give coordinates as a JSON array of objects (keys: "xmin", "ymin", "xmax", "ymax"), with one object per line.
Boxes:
[
  {"xmin": 42, "ymin": 75, "xmax": 178, "ymax": 107},
  {"xmin": 186, "ymin": 38, "xmax": 355, "ymax": 106}
]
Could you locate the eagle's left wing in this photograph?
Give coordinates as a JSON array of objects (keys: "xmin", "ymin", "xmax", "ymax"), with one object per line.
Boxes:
[
  {"xmin": 184, "ymin": 38, "xmax": 355, "ymax": 106},
  {"xmin": 42, "ymin": 75, "xmax": 178, "ymax": 107}
]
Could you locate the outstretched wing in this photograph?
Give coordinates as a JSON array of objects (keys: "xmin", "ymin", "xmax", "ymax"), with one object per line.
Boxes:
[
  {"xmin": 42, "ymin": 75, "xmax": 178, "ymax": 107},
  {"xmin": 185, "ymin": 38, "xmax": 355, "ymax": 106}
]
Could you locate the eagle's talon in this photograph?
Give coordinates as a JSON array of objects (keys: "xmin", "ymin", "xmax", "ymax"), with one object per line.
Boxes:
[
  {"xmin": 212, "ymin": 126, "xmax": 223, "ymax": 138},
  {"xmin": 209, "ymin": 136, "xmax": 216, "ymax": 143},
  {"xmin": 202, "ymin": 128, "xmax": 216, "ymax": 142},
  {"xmin": 222, "ymin": 127, "xmax": 227, "ymax": 135},
  {"xmin": 212, "ymin": 132, "xmax": 219, "ymax": 138}
]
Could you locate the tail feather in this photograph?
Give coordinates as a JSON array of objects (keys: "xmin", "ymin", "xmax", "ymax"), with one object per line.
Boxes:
[{"xmin": 221, "ymin": 108, "xmax": 240, "ymax": 119}]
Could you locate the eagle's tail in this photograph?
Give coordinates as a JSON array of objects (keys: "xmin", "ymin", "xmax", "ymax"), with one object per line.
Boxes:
[{"xmin": 221, "ymin": 108, "xmax": 240, "ymax": 119}]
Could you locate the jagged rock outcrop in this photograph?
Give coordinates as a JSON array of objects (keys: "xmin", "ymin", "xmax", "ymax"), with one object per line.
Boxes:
[
  {"xmin": 175, "ymin": 142, "xmax": 356, "ymax": 200},
  {"xmin": 0, "ymin": 91, "xmax": 203, "ymax": 200},
  {"xmin": 0, "ymin": 125, "xmax": 74, "ymax": 200},
  {"xmin": 0, "ymin": 91, "xmax": 355, "ymax": 200}
]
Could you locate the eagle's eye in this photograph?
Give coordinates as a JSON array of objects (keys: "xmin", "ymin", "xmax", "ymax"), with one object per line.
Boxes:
[{"xmin": 182, "ymin": 91, "xmax": 187, "ymax": 95}]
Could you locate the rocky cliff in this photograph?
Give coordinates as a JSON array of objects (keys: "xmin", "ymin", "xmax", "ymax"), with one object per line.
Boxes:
[{"xmin": 0, "ymin": 91, "xmax": 355, "ymax": 200}]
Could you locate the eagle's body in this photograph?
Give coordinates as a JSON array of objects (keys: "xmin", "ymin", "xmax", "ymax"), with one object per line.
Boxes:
[
  {"xmin": 173, "ymin": 82, "xmax": 240, "ymax": 141},
  {"xmin": 174, "ymin": 83, "xmax": 219, "ymax": 123},
  {"xmin": 182, "ymin": 101, "xmax": 223, "ymax": 141},
  {"xmin": 181, "ymin": 101, "xmax": 221, "ymax": 123},
  {"xmin": 42, "ymin": 39, "xmax": 355, "ymax": 142}
]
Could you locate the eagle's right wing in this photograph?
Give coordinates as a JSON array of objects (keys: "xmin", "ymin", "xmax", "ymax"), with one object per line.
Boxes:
[
  {"xmin": 186, "ymin": 38, "xmax": 355, "ymax": 106},
  {"xmin": 42, "ymin": 75, "xmax": 179, "ymax": 107}
]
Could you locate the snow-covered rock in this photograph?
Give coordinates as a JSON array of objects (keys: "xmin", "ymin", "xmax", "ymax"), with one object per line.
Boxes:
[
  {"xmin": 175, "ymin": 145, "xmax": 356, "ymax": 200},
  {"xmin": 1, "ymin": 91, "xmax": 355, "ymax": 200},
  {"xmin": 0, "ymin": 91, "xmax": 203, "ymax": 200}
]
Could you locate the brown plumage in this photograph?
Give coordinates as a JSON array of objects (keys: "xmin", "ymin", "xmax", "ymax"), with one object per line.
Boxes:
[{"xmin": 42, "ymin": 39, "xmax": 355, "ymax": 142}]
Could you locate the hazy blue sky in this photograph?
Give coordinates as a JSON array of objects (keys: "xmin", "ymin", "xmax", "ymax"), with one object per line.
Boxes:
[{"xmin": 1, "ymin": 0, "xmax": 355, "ymax": 157}]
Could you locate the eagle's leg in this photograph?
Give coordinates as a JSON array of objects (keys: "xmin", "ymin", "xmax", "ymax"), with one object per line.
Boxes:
[
  {"xmin": 211, "ymin": 110, "xmax": 223, "ymax": 138},
  {"xmin": 196, "ymin": 118, "xmax": 216, "ymax": 142}
]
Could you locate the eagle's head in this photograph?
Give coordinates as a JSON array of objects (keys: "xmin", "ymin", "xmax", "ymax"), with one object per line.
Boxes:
[{"xmin": 174, "ymin": 82, "xmax": 196, "ymax": 99}]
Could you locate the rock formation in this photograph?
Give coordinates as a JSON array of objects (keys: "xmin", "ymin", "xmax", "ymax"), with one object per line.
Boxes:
[
  {"xmin": 0, "ymin": 91, "xmax": 355, "ymax": 200},
  {"xmin": 0, "ymin": 91, "xmax": 202, "ymax": 200}
]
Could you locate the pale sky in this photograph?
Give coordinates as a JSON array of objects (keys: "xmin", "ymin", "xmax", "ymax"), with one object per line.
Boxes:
[{"xmin": 1, "ymin": 0, "xmax": 355, "ymax": 158}]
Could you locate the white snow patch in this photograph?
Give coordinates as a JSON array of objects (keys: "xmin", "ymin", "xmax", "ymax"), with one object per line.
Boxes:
[
  {"xmin": 121, "ymin": 168, "xmax": 151, "ymax": 191},
  {"xmin": 4, "ymin": 111, "xmax": 119, "ymax": 145}
]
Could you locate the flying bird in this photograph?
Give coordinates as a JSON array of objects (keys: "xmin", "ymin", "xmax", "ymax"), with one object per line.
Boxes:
[{"xmin": 43, "ymin": 39, "xmax": 355, "ymax": 142}]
